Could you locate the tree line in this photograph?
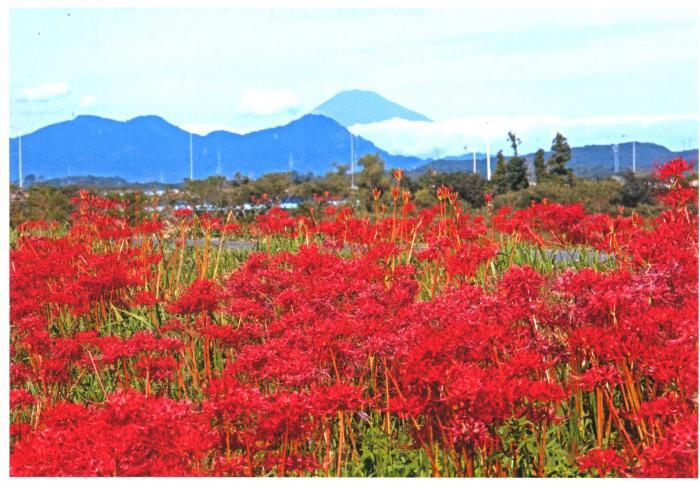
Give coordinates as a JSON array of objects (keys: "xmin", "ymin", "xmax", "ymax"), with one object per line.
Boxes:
[{"xmin": 10, "ymin": 132, "xmax": 668, "ymax": 227}]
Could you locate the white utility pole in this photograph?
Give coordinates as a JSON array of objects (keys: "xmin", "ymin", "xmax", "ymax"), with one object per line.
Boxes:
[
  {"xmin": 189, "ymin": 132, "xmax": 194, "ymax": 181},
  {"xmin": 350, "ymin": 133, "xmax": 357, "ymax": 190},
  {"xmin": 472, "ymin": 150, "xmax": 476, "ymax": 174},
  {"xmin": 18, "ymin": 134, "xmax": 23, "ymax": 189},
  {"xmin": 613, "ymin": 143, "xmax": 619, "ymax": 174},
  {"xmin": 622, "ymin": 134, "xmax": 636, "ymax": 174}
]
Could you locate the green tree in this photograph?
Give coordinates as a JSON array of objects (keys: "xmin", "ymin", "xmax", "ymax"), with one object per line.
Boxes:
[
  {"xmin": 297, "ymin": 164, "xmax": 350, "ymax": 198},
  {"xmin": 357, "ymin": 153, "xmax": 387, "ymax": 190},
  {"xmin": 183, "ymin": 175, "xmax": 230, "ymax": 208},
  {"xmin": 491, "ymin": 150, "xmax": 508, "ymax": 193},
  {"xmin": 505, "ymin": 132, "xmax": 529, "ymax": 192},
  {"xmin": 10, "ymin": 184, "xmax": 79, "ymax": 227},
  {"xmin": 417, "ymin": 172, "xmax": 487, "ymax": 208},
  {"xmin": 251, "ymin": 173, "xmax": 293, "ymax": 201},
  {"xmin": 547, "ymin": 133, "xmax": 573, "ymax": 178},
  {"xmin": 533, "ymin": 148, "xmax": 546, "ymax": 183},
  {"xmin": 618, "ymin": 170, "xmax": 653, "ymax": 207}
]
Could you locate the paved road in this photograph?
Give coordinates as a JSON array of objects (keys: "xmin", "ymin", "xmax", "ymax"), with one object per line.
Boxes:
[{"xmin": 135, "ymin": 237, "xmax": 611, "ymax": 264}]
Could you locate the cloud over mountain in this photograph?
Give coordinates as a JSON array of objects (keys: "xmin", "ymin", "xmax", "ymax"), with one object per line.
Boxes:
[{"xmin": 350, "ymin": 114, "xmax": 699, "ymax": 158}]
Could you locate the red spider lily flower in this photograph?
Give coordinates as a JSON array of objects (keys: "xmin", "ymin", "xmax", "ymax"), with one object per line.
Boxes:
[
  {"xmin": 167, "ymin": 279, "xmax": 225, "ymax": 315},
  {"xmin": 132, "ymin": 290, "xmax": 158, "ymax": 308},
  {"xmin": 173, "ymin": 207, "xmax": 194, "ymax": 218},
  {"xmin": 10, "ymin": 392, "xmax": 217, "ymax": 476},
  {"xmin": 653, "ymin": 157, "xmax": 693, "ymax": 182},
  {"xmin": 10, "ymin": 389, "xmax": 35, "ymax": 409},
  {"xmin": 577, "ymin": 448, "xmax": 627, "ymax": 477}
]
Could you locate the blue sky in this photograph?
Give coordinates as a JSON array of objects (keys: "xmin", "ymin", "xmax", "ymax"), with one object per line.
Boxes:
[{"xmin": 9, "ymin": 7, "xmax": 699, "ymax": 155}]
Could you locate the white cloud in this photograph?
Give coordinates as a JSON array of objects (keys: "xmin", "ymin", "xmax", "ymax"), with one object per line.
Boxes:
[
  {"xmin": 20, "ymin": 82, "xmax": 70, "ymax": 102},
  {"xmin": 80, "ymin": 95, "xmax": 97, "ymax": 108},
  {"xmin": 238, "ymin": 89, "xmax": 299, "ymax": 116},
  {"xmin": 350, "ymin": 114, "xmax": 699, "ymax": 158}
]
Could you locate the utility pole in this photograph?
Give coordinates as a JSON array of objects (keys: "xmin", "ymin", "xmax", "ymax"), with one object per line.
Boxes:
[
  {"xmin": 622, "ymin": 134, "xmax": 636, "ymax": 174},
  {"xmin": 18, "ymin": 134, "xmax": 23, "ymax": 189},
  {"xmin": 463, "ymin": 145, "xmax": 469, "ymax": 174},
  {"xmin": 350, "ymin": 133, "xmax": 357, "ymax": 190},
  {"xmin": 472, "ymin": 150, "xmax": 476, "ymax": 174},
  {"xmin": 613, "ymin": 143, "xmax": 619, "ymax": 174},
  {"xmin": 189, "ymin": 132, "xmax": 194, "ymax": 181}
]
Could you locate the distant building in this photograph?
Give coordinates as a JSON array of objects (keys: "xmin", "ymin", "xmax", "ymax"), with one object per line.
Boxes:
[{"xmin": 279, "ymin": 197, "xmax": 304, "ymax": 210}]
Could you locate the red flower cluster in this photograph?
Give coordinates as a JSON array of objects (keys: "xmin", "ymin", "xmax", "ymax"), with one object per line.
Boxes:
[{"xmin": 9, "ymin": 159, "xmax": 698, "ymax": 477}]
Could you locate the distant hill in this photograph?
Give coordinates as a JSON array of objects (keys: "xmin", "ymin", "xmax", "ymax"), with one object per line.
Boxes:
[
  {"xmin": 312, "ymin": 89, "xmax": 431, "ymax": 126},
  {"xmin": 8, "ymin": 114, "xmax": 426, "ymax": 183},
  {"xmin": 24, "ymin": 175, "xmax": 175, "ymax": 190},
  {"xmin": 413, "ymin": 143, "xmax": 699, "ymax": 178},
  {"xmin": 535, "ymin": 143, "xmax": 698, "ymax": 177},
  {"xmin": 9, "ymin": 113, "xmax": 696, "ymax": 185}
]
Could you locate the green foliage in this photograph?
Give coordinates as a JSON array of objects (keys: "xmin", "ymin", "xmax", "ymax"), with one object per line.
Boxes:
[
  {"xmin": 347, "ymin": 421, "xmax": 431, "ymax": 477},
  {"xmin": 491, "ymin": 150, "xmax": 508, "ymax": 193},
  {"xmin": 505, "ymin": 132, "xmax": 529, "ymax": 192},
  {"xmin": 547, "ymin": 133, "xmax": 573, "ymax": 179},
  {"xmin": 417, "ymin": 171, "xmax": 487, "ymax": 208},
  {"xmin": 617, "ymin": 170, "xmax": 655, "ymax": 207},
  {"xmin": 357, "ymin": 153, "xmax": 389, "ymax": 191},
  {"xmin": 10, "ymin": 184, "xmax": 78, "ymax": 228},
  {"xmin": 490, "ymin": 177, "xmax": 655, "ymax": 215},
  {"xmin": 533, "ymin": 148, "xmax": 546, "ymax": 183},
  {"xmin": 183, "ymin": 175, "xmax": 231, "ymax": 207},
  {"xmin": 492, "ymin": 133, "xmax": 529, "ymax": 193},
  {"xmin": 9, "ymin": 134, "xmax": 671, "ymax": 228}
]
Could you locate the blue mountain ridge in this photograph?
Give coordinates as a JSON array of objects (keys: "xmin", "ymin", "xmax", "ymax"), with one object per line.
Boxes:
[
  {"xmin": 9, "ymin": 113, "xmax": 697, "ymax": 183},
  {"xmin": 9, "ymin": 113, "xmax": 427, "ymax": 183},
  {"xmin": 417, "ymin": 144, "xmax": 699, "ymax": 178}
]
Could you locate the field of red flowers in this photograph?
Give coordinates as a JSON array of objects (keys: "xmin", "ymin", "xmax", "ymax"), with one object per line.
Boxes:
[{"xmin": 9, "ymin": 159, "xmax": 698, "ymax": 477}]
